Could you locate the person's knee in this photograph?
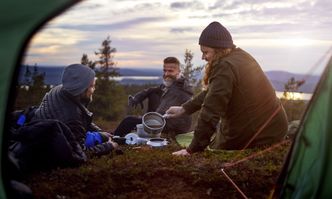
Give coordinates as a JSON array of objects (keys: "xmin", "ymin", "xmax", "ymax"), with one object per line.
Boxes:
[{"xmin": 123, "ymin": 116, "xmax": 139, "ymax": 122}]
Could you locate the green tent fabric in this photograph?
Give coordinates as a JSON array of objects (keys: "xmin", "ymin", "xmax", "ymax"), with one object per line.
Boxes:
[
  {"xmin": 0, "ymin": 0, "xmax": 79, "ymax": 198},
  {"xmin": 275, "ymin": 54, "xmax": 332, "ymax": 198}
]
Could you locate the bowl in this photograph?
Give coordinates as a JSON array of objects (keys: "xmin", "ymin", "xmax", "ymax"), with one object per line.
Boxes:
[
  {"xmin": 146, "ymin": 138, "xmax": 168, "ymax": 148},
  {"xmin": 142, "ymin": 112, "xmax": 166, "ymax": 137}
]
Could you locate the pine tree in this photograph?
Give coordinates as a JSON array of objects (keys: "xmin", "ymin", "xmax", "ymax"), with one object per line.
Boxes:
[
  {"xmin": 181, "ymin": 49, "xmax": 203, "ymax": 85},
  {"xmin": 21, "ymin": 64, "xmax": 47, "ymax": 106},
  {"xmin": 95, "ymin": 36, "xmax": 119, "ymax": 78},
  {"xmin": 81, "ymin": 53, "xmax": 96, "ymax": 69},
  {"xmin": 281, "ymin": 77, "xmax": 306, "ymax": 121},
  {"xmin": 282, "ymin": 77, "xmax": 305, "ymax": 100},
  {"xmin": 23, "ymin": 65, "xmax": 32, "ymax": 85},
  {"xmin": 89, "ymin": 36, "xmax": 126, "ymax": 121}
]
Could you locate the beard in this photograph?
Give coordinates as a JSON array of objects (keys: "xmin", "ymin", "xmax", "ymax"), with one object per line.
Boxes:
[
  {"xmin": 80, "ymin": 94, "xmax": 93, "ymax": 107},
  {"xmin": 163, "ymin": 75, "xmax": 177, "ymax": 87}
]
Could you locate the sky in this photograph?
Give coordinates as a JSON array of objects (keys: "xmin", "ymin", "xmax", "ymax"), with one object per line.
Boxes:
[{"xmin": 24, "ymin": 0, "xmax": 332, "ymax": 75}]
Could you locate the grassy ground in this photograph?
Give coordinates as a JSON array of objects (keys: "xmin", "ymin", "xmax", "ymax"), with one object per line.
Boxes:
[{"xmin": 24, "ymin": 138, "xmax": 291, "ymax": 199}]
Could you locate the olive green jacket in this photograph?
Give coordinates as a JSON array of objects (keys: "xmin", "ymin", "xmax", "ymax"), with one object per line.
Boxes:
[{"xmin": 183, "ymin": 48, "xmax": 288, "ymax": 153}]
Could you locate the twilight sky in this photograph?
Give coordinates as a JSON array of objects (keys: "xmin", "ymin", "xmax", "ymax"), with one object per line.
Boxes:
[{"xmin": 24, "ymin": 0, "xmax": 332, "ymax": 75}]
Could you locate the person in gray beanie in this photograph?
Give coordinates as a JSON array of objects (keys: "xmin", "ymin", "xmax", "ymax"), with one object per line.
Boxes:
[
  {"xmin": 61, "ymin": 63, "xmax": 96, "ymax": 97},
  {"xmin": 33, "ymin": 64, "xmax": 118, "ymax": 160},
  {"xmin": 166, "ymin": 21, "xmax": 288, "ymax": 155}
]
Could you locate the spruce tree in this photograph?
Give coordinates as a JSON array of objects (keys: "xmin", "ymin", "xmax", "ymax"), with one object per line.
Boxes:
[
  {"xmin": 95, "ymin": 35, "xmax": 119, "ymax": 78},
  {"xmin": 89, "ymin": 36, "xmax": 126, "ymax": 121},
  {"xmin": 181, "ymin": 49, "xmax": 203, "ymax": 86},
  {"xmin": 81, "ymin": 53, "xmax": 96, "ymax": 69},
  {"xmin": 23, "ymin": 65, "xmax": 32, "ymax": 85}
]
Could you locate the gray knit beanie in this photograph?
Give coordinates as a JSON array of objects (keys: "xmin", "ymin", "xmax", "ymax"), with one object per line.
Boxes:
[
  {"xmin": 199, "ymin": 21, "xmax": 235, "ymax": 48},
  {"xmin": 61, "ymin": 64, "xmax": 95, "ymax": 96}
]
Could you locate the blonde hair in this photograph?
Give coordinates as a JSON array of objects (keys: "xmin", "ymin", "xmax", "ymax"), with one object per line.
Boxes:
[{"xmin": 202, "ymin": 48, "xmax": 233, "ymax": 89}]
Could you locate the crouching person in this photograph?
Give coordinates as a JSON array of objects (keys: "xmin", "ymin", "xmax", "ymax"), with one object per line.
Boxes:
[{"xmin": 10, "ymin": 64, "xmax": 117, "ymax": 172}]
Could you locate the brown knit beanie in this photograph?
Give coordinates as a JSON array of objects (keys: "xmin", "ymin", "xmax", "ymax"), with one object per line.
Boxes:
[{"xmin": 199, "ymin": 21, "xmax": 235, "ymax": 48}]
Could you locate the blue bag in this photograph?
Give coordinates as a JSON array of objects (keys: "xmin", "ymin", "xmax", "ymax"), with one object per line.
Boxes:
[{"xmin": 85, "ymin": 131, "xmax": 103, "ymax": 148}]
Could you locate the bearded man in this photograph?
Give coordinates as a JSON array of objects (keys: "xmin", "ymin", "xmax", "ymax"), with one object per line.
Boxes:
[{"xmin": 113, "ymin": 57, "xmax": 193, "ymax": 138}]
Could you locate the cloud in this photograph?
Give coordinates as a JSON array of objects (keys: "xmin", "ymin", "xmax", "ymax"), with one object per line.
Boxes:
[
  {"xmin": 23, "ymin": 0, "xmax": 332, "ymax": 74},
  {"xmin": 69, "ymin": 2, "xmax": 102, "ymax": 12},
  {"xmin": 170, "ymin": 1, "xmax": 204, "ymax": 10},
  {"xmin": 209, "ymin": 0, "xmax": 293, "ymax": 11},
  {"xmin": 170, "ymin": 27, "xmax": 194, "ymax": 33},
  {"xmin": 110, "ymin": 2, "xmax": 163, "ymax": 15},
  {"xmin": 205, "ymin": 0, "xmax": 332, "ymax": 42},
  {"xmin": 53, "ymin": 16, "xmax": 166, "ymax": 31}
]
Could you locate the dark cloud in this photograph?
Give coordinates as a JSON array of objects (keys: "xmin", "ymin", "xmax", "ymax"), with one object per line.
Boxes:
[
  {"xmin": 54, "ymin": 16, "xmax": 166, "ymax": 31},
  {"xmin": 170, "ymin": 1, "xmax": 204, "ymax": 10}
]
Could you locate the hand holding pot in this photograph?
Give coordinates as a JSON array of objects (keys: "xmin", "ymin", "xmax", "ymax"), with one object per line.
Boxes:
[
  {"xmin": 165, "ymin": 106, "xmax": 185, "ymax": 119},
  {"xmin": 128, "ymin": 95, "xmax": 144, "ymax": 109}
]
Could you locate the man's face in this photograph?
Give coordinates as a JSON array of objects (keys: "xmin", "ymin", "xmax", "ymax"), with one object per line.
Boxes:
[
  {"xmin": 163, "ymin": 63, "xmax": 180, "ymax": 80},
  {"xmin": 200, "ymin": 45, "xmax": 216, "ymax": 64}
]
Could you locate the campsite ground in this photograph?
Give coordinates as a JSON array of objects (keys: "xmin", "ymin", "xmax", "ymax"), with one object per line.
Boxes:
[{"xmin": 25, "ymin": 134, "xmax": 292, "ymax": 199}]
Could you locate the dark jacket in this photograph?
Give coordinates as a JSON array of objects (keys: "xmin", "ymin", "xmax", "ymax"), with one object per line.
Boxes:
[
  {"xmin": 183, "ymin": 48, "xmax": 288, "ymax": 152},
  {"xmin": 32, "ymin": 85, "xmax": 113, "ymax": 157},
  {"xmin": 134, "ymin": 77, "xmax": 193, "ymax": 134},
  {"xmin": 9, "ymin": 119, "xmax": 87, "ymax": 172}
]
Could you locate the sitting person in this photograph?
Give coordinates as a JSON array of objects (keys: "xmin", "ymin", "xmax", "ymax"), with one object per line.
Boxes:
[
  {"xmin": 113, "ymin": 57, "xmax": 193, "ymax": 138},
  {"xmin": 166, "ymin": 22, "xmax": 288, "ymax": 155}
]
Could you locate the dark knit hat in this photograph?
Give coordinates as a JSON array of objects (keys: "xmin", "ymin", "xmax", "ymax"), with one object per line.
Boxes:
[
  {"xmin": 61, "ymin": 64, "xmax": 95, "ymax": 96},
  {"xmin": 199, "ymin": 21, "xmax": 234, "ymax": 48}
]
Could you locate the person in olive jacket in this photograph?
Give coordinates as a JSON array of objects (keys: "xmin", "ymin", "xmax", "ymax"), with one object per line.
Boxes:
[
  {"xmin": 113, "ymin": 57, "xmax": 193, "ymax": 138},
  {"xmin": 166, "ymin": 21, "xmax": 288, "ymax": 155},
  {"xmin": 33, "ymin": 64, "xmax": 118, "ymax": 158}
]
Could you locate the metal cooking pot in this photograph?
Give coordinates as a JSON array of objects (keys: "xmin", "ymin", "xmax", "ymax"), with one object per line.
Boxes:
[{"xmin": 142, "ymin": 112, "xmax": 166, "ymax": 137}]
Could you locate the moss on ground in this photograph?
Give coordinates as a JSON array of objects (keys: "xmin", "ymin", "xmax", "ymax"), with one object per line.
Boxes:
[{"xmin": 25, "ymin": 140, "xmax": 291, "ymax": 199}]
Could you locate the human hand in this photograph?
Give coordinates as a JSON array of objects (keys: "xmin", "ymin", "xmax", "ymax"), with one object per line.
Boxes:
[
  {"xmin": 128, "ymin": 95, "xmax": 144, "ymax": 109},
  {"xmin": 108, "ymin": 139, "xmax": 119, "ymax": 149},
  {"xmin": 172, "ymin": 149, "xmax": 190, "ymax": 156},
  {"xmin": 99, "ymin": 131, "xmax": 112, "ymax": 138},
  {"xmin": 165, "ymin": 106, "xmax": 185, "ymax": 118}
]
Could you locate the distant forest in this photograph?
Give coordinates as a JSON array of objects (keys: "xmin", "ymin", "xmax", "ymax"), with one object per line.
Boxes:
[{"xmin": 18, "ymin": 65, "xmax": 319, "ymax": 93}]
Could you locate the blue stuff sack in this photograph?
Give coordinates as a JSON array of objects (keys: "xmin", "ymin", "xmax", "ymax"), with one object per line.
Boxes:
[
  {"xmin": 85, "ymin": 131, "xmax": 103, "ymax": 148},
  {"xmin": 16, "ymin": 114, "xmax": 26, "ymax": 126}
]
